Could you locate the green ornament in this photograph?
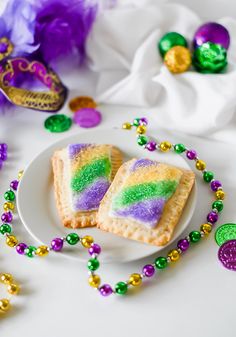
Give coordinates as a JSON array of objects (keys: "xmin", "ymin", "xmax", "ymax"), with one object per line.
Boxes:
[
  {"xmin": 115, "ymin": 282, "xmax": 128, "ymax": 295},
  {"xmin": 174, "ymin": 143, "xmax": 186, "ymax": 154},
  {"xmin": 193, "ymin": 42, "xmax": 227, "ymax": 73},
  {"xmin": 155, "ymin": 256, "xmax": 168, "ymax": 269},
  {"xmin": 0, "ymin": 224, "xmax": 12, "ymax": 235},
  {"xmin": 44, "ymin": 114, "xmax": 72, "ymax": 133},
  {"xmin": 212, "ymin": 200, "xmax": 223, "ymax": 212},
  {"xmin": 25, "ymin": 246, "xmax": 37, "ymax": 258},
  {"xmin": 4, "ymin": 190, "xmax": 15, "ymax": 201},
  {"xmin": 189, "ymin": 231, "xmax": 201, "ymax": 243},
  {"xmin": 87, "ymin": 258, "xmax": 100, "ymax": 271},
  {"xmin": 133, "ymin": 118, "xmax": 140, "ymax": 126},
  {"xmin": 203, "ymin": 171, "xmax": 214, "ymax": 183},
  {"xmin": 137, "ymin": 135, "xmax": 148, "ymax": 146},
  {"xmin": 158, "ymin": 32, "xmax": 188, "ymax": 57},
  {"xmin": 66, "ymin": 233, "xmax": 80, "ymax": 245},
  {"xmin": 215, "ymin": 223, "xmax": 236, "ymax": 246}
]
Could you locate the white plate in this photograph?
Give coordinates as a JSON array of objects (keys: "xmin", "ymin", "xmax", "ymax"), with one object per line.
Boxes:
[{"xmin": 17, "ymin": 129, "xmax": 197, "ymax": 263}]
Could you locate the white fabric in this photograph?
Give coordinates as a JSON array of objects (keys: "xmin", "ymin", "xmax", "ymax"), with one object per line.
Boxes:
[{"xmin": 87, "ymin": 0, "xmax": 236, "ymax": 138}]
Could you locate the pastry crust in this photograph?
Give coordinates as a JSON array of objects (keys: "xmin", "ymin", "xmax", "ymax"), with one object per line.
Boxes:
[
  {"xmin": 52, "ymin": 145, "xmax": 122, "ymax": 228},
  {"xmin": 97, "ymin": 159, "xmax": 195, "ymax": 246}
]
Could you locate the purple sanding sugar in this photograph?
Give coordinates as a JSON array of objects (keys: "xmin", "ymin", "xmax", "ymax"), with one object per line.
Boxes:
[
  {"xmin": 113, "ymin": 198, "xmax": 166, "ymax": 228},
  {"xmin": 131, "ymin": 159, "xmax": 157, "ymax": 172},
  {"xmin": 68, "ymin": 143, "xmax": 91, "ymax": 159},
  {"xmin": 73, "ymin": 178, "xmax": 110, "ymax": 211}
]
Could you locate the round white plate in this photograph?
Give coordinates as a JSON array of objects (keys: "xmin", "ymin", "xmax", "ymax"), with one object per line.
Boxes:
[{"xmin": 17, "ymin": 129, "xmax": 197, "ymax": 263}]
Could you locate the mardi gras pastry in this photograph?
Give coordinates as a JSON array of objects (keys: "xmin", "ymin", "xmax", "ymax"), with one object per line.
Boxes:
[
  {"xmin": 98, "ymin": 158, "xmax": 195, "ymax": 246},
  {"xmin": 52, "ymin": 144, "xmax": 122, "ymax": 228}
]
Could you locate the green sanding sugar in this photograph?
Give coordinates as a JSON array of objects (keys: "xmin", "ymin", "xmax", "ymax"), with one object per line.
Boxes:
[{"xmin": 71, "ymin": 157, "xmax": 111, "ymax": 192}]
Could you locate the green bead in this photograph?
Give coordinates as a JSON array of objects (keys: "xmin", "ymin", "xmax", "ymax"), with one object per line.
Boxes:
[
  {"xmin": 137, "ymin": 135, "xmax": 148, "ymax": 146},
  {"xmin": 174, "ymin": 143, "xmax": 186, "ymax": 154},
  {"xmin": 4, "ymin": 190, "xmax": 15, "ymax": 201},
  {"xmin": 212, "ymin": 200, "xmax": 223, "ymax": 212},
  {"xmin": 203, "ymin": 171, "xmax": 214, "ymax": 183},
  {"xmin": 66, "ymin": 233, "xmax": 80, "ymax": 245},
  {"xmin": 158, "ymin": 32, "xmax": 188, "ymax": 57},
  {"xmin": 115, "ymin": 281, "xmax": 128, "ymax": 295},
  {"xmin": 0, "ymin": 224, "xmax": 12, "ymax": 235},
  {"xmin": 25, "ymin": 246, "xmax": 37, "ymax": 258},
  {"xmin": 87, "ymin": 258, "xmax": 100, "ymax": 271},
  {"xmin": 155, "ymin": 256, "xmax": 168, "ymax": 269},
  {"xmin": 189, "ymin": 231, "xmax": 201, "ymax": 243},
  {"xmin": 44, "ymin": 114, "xmax": 72, "ymax": 133},
  {"xmin": 193, "ymin": 42, "xmax": 227, "ymax": 73},
  {"xmin": 133, "ymin": 118, "xmax": 140, "ymax": 126}
]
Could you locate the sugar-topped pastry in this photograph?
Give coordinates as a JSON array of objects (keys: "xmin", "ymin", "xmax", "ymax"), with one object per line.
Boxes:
[
  {"xmin": 97, "ymin": 158, "xmax": 195, "ymax": 246},
  {"xmin": 52, "ymin": 144, "xmax": 122, "ymax": 228}
]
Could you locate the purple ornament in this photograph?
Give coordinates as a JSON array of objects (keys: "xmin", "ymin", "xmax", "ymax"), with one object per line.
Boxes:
[
  {"xmin": 99, "ymin": 284, "xmax": 113, "ymax": 297},
  {"xmin": 177, "ymin": 238, "xmax": 190, "ymax": 252},
  {"xmin": 73, "ymin": 108, "xmax": 102, "ymax": 128},
  {"xmin": 16, "ymin": 243, "xmax": 28, "ymax": 255},
  {"xmin": 51, "ymin": 238, "xmax": 64, "ymax": 251},
  {"xmin": 1, "ymin": 211, "xmax": 13, "ymax": 223},
  {"xmin": 207, "ymin": 211, "xmax": 218, "ymax": 224},
  {"xmin": 193, "ymin": 22, "xmax": 230, "ymax": 50},
  {"xmin": 211, "ymin": 180, "xmax": 222, "ymax": 192},
  {"xmin": 142, "ymin": 264, "xmax": 155, "ymax": 277},
  {"xmin": 146, "ymin": 141, "xmax": 157, "ymax": 152},
  {"xmin": 186, "ymin": 149, "xmax": 197, "ymax": 160},
  {"xmin": 10, "ymin": 180, "xmax": 19, "ymax": 191},
  {"xmin": 139, "ymin": 117, "xmax": 148, "ymax": 126},
  {"xmin": 88, "ymin": 243, "xmax": 101, "ymax": 256},
  {"xmin": 0, "ymin": 143, "xmax": 7, "ymax": 152},
  {"xmin": 0, "ymin": 152, "xmax": 7, "ymax": 161},
  {"xmin": 218, "ymin": 240, "xmax": 236, "ymax": 271}
]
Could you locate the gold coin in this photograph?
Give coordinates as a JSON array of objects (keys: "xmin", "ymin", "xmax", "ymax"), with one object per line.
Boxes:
[{"xmin": 69, "ymin": 96, "xmax": 97, "ymax": 112}]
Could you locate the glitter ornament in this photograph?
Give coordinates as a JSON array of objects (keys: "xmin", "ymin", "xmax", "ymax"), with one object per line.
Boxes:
[
  {"xmin": 193, "ymin": 42, "xmax": 227, "ymax": 73},
  {"xmin": 158, "ymin": 32, "xmax": 188, "ymax": 57},
  {"xmin": 215, "ymin": 223, "xmax": 236, "ymax": 246},
  {"xmin": 44, "ymin": 115, "xmax": 72, "ymax": 133},
  {"xmin": 193, "ymin": 22, "xmax": 230, "ymax": 50},
  {"xmin": 164, "ymin": 46, "xmax": 191, "ymax": 74},
  {"xmin": 218, "ymin": 240, "xmax": 236, "ymax": 271}
]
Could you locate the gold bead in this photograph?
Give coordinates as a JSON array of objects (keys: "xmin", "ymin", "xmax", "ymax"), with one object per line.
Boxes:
[
  {"xmin": 0, "ymin": 273, "xmax": 13, "ymax": 284},
  {"xmin": 81, "ymin": 235, "xmax": 94, "ymax": 248},
  {"xmin": 168, "ymin": 249, "xmax": 180, "ymax": 262},
  {"xmin": 128, "ymin": 273, "xmax": 142, "ymax": 286},
  {"xmin": 164, "ymin": 46, "xmax": 191, "ymax": 74},
  {"xmin": 18, "ymin": 170, "xmax": 24, "ymax": 179},
  {"xmin": 6, "ymin": 235, "xmax": 18, "ymax": 248},
  {"xmin": 3, "ymin": 202, "xmax": 15, "ymax": 212},
  {"xmin": 7, "ymin": 283, "xmax": 20, "ymax": 295},
  {"xmin": 196, "ymin": 159, "xmax": 206, "ymax": 171},
  {"xmin": 215, "ymin": 190, "xmax": 225, "ymax": 200},
  {"xmin": 136, "ymin": 125, "xmax": 146, "ymax": 134},
  {"xmin": 0, "ymin": 299, "xmax": 11, "ymax": 313},
  {"xmin": 88, "ymin": 275, "xmax": 101, "ymax": 288},
  {"xmin": 36, "ymin": 245, "xmax": 49, "ymax": 257},
  {"xmin": 200, "ymin": 223, "xmax": 212, "ymax": 235},
  {"xmin": 159, "ymin": 141, "xmax": 172, "ymax": 152},
  {"xmin": 122, "ymin": 122, "xmax": 132, "ymax": 130}
]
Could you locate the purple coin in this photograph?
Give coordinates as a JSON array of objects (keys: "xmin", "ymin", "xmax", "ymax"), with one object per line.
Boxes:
[
  {"xmin": 193, "ymin": 22, "xmax": 230, "ymax": 50},
  {"xmin": 218, "ymin": 239, "xmax": 236, "ymax": 271},
  {"xmin": 73, "ymin": 108, "xmax": 102, "ymax": 128}
]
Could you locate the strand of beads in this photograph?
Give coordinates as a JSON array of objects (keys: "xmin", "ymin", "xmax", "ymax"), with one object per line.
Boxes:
[
  {"xmin": 0, "ymin": 143, "xmax": 8, "ymax": 170},
  {"xmin": 84, "ymin": 118, "xmax": 225, "ymax": 297},
  {"xmin": 0, "ymin": 273, "xmax": 20, "ymax": 314}
]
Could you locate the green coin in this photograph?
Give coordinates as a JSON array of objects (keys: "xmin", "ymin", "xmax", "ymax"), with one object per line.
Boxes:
[
  {"xmin": 215, "ymin": 223, "xmax": 236, "ymax": 246},
  {"xmin": 44, "ymin": 114, "xmax": 72, "ymax": 133}
]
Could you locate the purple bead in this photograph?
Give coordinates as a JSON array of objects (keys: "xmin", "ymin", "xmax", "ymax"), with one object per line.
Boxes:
[
  {"xmin": 99, "ymin": 284, "xmax": 113, "ymax": 297},
  {"xmin": 0, "ymin": 143, "xmax": 7, "ymax": 152},
  {"xmin": 88, "ymin": 243, "xmax": 101, "ymax": 256},
  {"xmin": 140, "ymin": 117, "xmax": 148, "ymax": 126},
  {"xmin": 1, "ymin": 211, "xmax": 13, "ymax": 223},
  {"xmin": 142, "ymin": 264, "xmax": 155, "ymax": 277},
  {"xmin": 211, "ymin": 180, "xmax": 222, "ymax": 192},
  {"xmin": 193, "ymin": 22, "xmax": 230, "ymax": 50},
  {"xmin": 186, "ymin": 149, "xmax": 197, "ymax": 160},
  {"xmin": 16, "ymin": 243, "xmax": 28, "ymax": 255},
  {"xmin": 0, "ymin": 159, "xmax": 3, "ymax": 170},
  {"xmin": 207, "ymin": 211, "xmax": 218, "ymax": 224},
  {"xmin": 10, "ymin": 180, "xmax": 19, "ymax": 191},
  {"xmin": 146, "ymin": 141, "xmax": 157, "ymax": 152},
  {"xmin": 177, "ymin": 239, "xmax": 190, "ymax": 252},
  {"xmin": 0, "ymin": 151, "xmax": 7, "ymax": 161},
  {"xmin": 51, "ymin": 238, "xmax": 64, "ymax": 251}
]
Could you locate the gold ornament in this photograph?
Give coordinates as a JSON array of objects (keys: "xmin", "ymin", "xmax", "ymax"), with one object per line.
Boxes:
[{"xmin": 164, "ymin": 46, "xmax": 191, "ymax": 74}]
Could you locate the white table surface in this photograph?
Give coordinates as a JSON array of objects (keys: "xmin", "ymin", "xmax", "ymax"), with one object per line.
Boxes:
[{"xmin": 0, "ymin": 1, "xmax": 236, "ymax": 336}]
